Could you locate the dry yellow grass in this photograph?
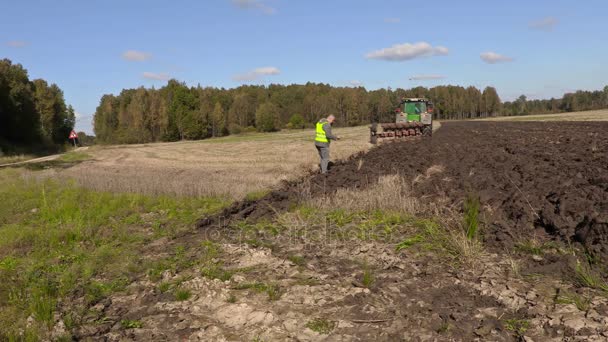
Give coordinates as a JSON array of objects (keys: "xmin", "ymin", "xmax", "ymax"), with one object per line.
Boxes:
[
  {"xmin": 478, "ymin": 109, "xmax": 608, "ymax": 122},
  {"xmin": 50, "ymin": 126, "xmax": 371, "ymax": 199}
]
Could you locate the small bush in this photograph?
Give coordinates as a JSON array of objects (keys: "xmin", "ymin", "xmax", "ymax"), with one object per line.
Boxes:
[
  {"xmin": 228, "ymin": 124, "xmax": 243, "ymax": 135},
  {"xmin": 287, "ymin": 114, "xmax": 306, "ymax": 129}
]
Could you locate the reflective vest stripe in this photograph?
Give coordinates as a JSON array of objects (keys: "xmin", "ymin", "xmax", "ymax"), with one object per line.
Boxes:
[{"xmin": 315, "ymin": 122, "xmax": 329, "ymax": 143}]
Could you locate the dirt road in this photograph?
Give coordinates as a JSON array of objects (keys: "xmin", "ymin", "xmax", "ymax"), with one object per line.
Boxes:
[{"xmin": 0, "ymin": 147, "xmax": 89, "ymax": 168}]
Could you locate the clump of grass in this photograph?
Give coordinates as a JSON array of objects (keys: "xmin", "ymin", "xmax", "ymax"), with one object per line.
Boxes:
[
  {"xmin": 361, "ymin": 266, "xmax": 375, "ymax": 289},
  {"xmin": 245, "ymin": 189, "xmax": 269, "ymax": 201},
  {"xmin": 574, "ymin": 262, "xmax": 608, "ymax": 293},
  {"xmin": 287, "ymin": 255, "xmax": 305, "ymax": 266},
  {"xmin": 395, "ymin": 234, "xmax": 424, "ymax": 251},
  {"xmin": 503, "ymin": 318, "xmax": 530, "ymax": 336},
  {"xmin": 174, "ymin": 288, "xmax": 192, "ymax": 301},
  {"xmin": 226, "ymin": 293, "xmax": 237, "ymax": 303},
  {"xmin": 234, "ymin": 282, "xmax": 282, "ymax": 301},
  {"xmin": 0, "ymin": 168, "xmax": 228, "ymax": 338},
  {"xmin": 394, "ymin": 218, "xmax": 484, "ymax": 266},
  {"xmin": 158, "ymin": 282, "xmax": 171, "ymax": 293},
  {"xmin": 201, "ymin": 266, "xmax": 234, "ymax": 281},
  {"xmin": 463, "ymin": 195, "xmax": 480, "ymax": 240},
  {"xmin": 120, "ymin": 319, "xmax": 143, "ymax": 329},
  {"xmin": 554, "ymin": 290, "xmax": 591, "ymax": 311},
  {"xmin": 306, "ymin": 318, "xmax": 334, "ymax": 334},
  {"xmin": 515, "ymin": 239, "xmax": 560, "ymax": 256}
]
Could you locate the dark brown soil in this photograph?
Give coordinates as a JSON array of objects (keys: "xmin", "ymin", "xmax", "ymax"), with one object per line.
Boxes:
[{"xmin": 199, "ymin": 121, "xmax": 608, "ymax": 263}]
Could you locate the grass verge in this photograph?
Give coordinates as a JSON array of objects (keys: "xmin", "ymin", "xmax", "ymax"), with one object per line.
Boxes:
[{"xmin": 0, "ymin": 168, "xmax": 228, "ymax": 340}]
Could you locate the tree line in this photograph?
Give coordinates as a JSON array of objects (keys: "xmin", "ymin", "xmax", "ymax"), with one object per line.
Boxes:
[
  {"xmin": 0, "ymin": 59, "xmax": 75, "ymax": 153},
  {"xmin": 93, "ymin": 81, "xmax": 505, "ymax": 144}
]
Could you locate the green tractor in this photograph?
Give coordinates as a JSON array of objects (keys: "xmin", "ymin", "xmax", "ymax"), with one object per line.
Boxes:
[{"xmin": 370, "ymin": 98, "xmax": 434, "ymax": 144}]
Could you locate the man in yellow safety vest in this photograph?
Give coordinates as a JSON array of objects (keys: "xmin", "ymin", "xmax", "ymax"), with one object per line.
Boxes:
[{"xmin": 314, "ymin": 115, "xmax": 339, "ymax": 174}]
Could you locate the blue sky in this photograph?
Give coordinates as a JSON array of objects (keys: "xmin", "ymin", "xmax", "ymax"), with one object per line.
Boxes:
[{"xmin": 1, "ymin": 0, "xmax": 607, "ymax": 133}]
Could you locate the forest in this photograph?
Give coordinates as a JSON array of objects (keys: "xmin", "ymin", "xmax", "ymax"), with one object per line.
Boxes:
[
  {"xmin": 3, "ymin": 58, "xmax": 608, "ymax": 148},
  {"xmin": 93, "ymin": 80, "xmax": 608, "ymax": 144},
  {"xmin": 0, "ymin": 59, "xmax": 75, "ymax": 153}
]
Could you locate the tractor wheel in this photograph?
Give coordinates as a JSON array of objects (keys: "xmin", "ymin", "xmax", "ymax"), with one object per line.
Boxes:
[{"xmin": 422, "ymin": 125, "xmax": 433, "ymax": 137}]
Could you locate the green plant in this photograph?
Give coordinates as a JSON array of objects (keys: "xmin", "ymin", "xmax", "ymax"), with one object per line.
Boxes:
[
  {"xmin": 201, "ymin": 266, "xmax": 233, "ymax": 281},
  {"xmin": 227, "ymin": 294, "xmax": 237, "ymax": 303},
  {"xmin": 555, "ymin": 290, "xmax": 591, "ymax": 311},
  {"xmin": 306, "ymin": 318, "xmax": 334, "ymax": 334},
  {"xmin": 361, "ymin": 266, "xmax": 374, "ymax": 288},
  {"xmin": 327, "ymin": 209, "xmax": 355, "ymax": 227},
  {"xmin": 287, "ymin": 114, "xmax": 306, "ymax": 129},
  {"xmin": 158, "ymin": 282, "xmax": 171, "ymax": 293},
  {"xmin": 121, "ymin": 319, "xmax": 143, "ymax": 329},
  {"xmin": 395, "ymin": 234, "xmax": 424, "ymax": 251},
  {"xmin": 234, "ymin": 282, "xmax": 282, "ymax": 301},
  {"xmin": 287, "ymin": 255, "xmax": 305, "ymax": 266},
  {"xmin": 463, "ymin": 195, "xmax": 480, "ymax": 240},
  {"xmin": 174, "ymin": 289, "xmax": 192, "ymax": 301},
  {"xmin": 574, "ymin": 262, "xmax": 608, "ymax": 293},
  {"xmin": 504, "ymin": 318, "xmax": 529, "ymax": 336}
]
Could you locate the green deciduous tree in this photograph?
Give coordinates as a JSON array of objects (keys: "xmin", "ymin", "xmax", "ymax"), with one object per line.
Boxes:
[{"xmin": 255, "ymin": 102, "xmax": 280, "ymax": 132}]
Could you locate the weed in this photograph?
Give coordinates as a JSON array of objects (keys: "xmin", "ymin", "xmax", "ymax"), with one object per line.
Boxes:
[
  {"xmin": 574, "ymin": 262, "xmax": 608, "ymax": 293},
  {"xmin": 437, "ymin": 322, "xmax": 450, "ymax": 333},
  {"xmin": 503, "ymin": 318, "xmax": 530, "ymax": 336},
  {"xmin": 463, "ymin": 195, "xmax": 480, "ymax": 240},
  {"xmin": 361, "ymin": 266, "xmax": 375, "ymax": 289},
  {"xmin": 287, "ymin": 255, "xmax": 305, "ymax": 266},
  {"xmin": 395, "ymin": 234, "xmax": 424, "ymax": 251},
  {"xmin": 174, "ymin": 288, "xmax": 192, "ymax": 301},
  {"xmin": 327, "ymin": 209, "xmax": 355, "ymax": 227},
  {"xmin": 227, "ymin": 294, "xmax": 237, "ymax": 303},
  {"xmin": 234, "ymin": 282, "xmax": 282, "ymax": 301},
  {"xmin": 120, "ymin": 319, "xmax": 143, "ymax": 329},
  {"xmin": 158, "ymin": 282, "xmax": 171, "ymax": 293},
  {"xmin": 306, "ymin": 318, "xmax": 335, "ymax": 334},
  {"xmin": 555, "ymin": 290, "xmax": 591, "ymax": 311},
  {"xmin": 30, "ymin": 291, "xmax": 55, "ymax": 325},
  {"xmin": 201, "ymin": 266, "xmax": 233, "ymax": 281}
]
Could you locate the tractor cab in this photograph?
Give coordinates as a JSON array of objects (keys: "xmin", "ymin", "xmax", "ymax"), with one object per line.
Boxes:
[
  {"xmin": 370, "ymin": 97, "xmax": 434, "ymax": 144},
  {"xmin": 396, "ymin": 98, "xmax": 433, "ymax": 125}
]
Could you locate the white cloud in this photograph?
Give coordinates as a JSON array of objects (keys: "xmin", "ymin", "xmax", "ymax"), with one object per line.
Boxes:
[
  {"xmin": 348, "ymin": 80, "xmax": 363, "ymax": 87},
  {"xmin": 365, "ymin": 42, "xmax": 449, "ymax": 61},
  {"xmin": 409, "ymin": 74, "xmax": 446, "ymax": 81},
  {"xmin": 7, "ymin": 40, "xmax": 27, "ymax": 48},
  {"xmin": 383, "ymin": 17, "xmax": 400, "ymax": 23},
  {"xmin": 232, "ymin": 0, "xmax": 276, "ymax": 14},
  {"xmin": 480, "ymin": 51, "xmax": 514, "ymax": 64},
  {"xmin": 142, "ymin": 72, "xmax": 171, "ymax": 81},
  {"xmin": 233, "ymin": 66, "xmax": 280, "ymax": 81},
  {"xmin": 122, "ymin": 50, "xmax": 151, "ymax": 61},
  {"xmin": 529, "ymin": 17, "xmax": 558, "ymax": 31}
]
